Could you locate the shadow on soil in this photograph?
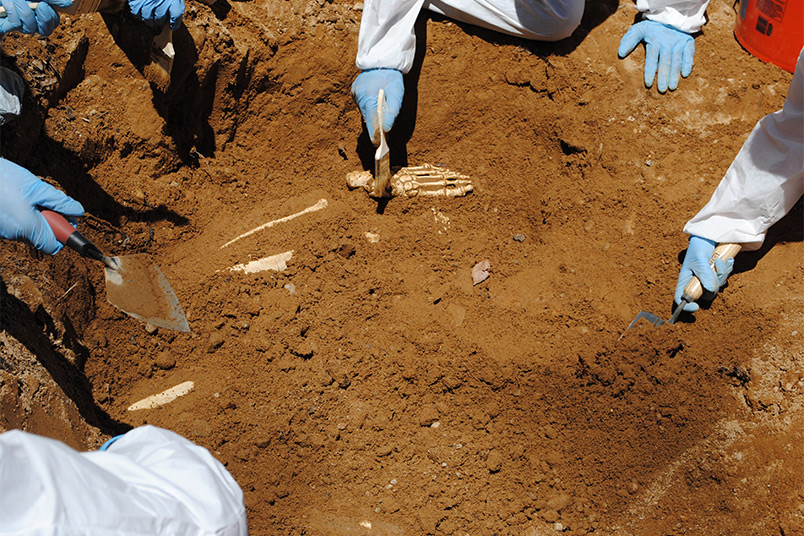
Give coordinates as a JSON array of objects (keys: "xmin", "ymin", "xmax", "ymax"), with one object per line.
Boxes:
[{"xmin": 0, "ymin": 278, "xmax": 132, "ymax": 436}]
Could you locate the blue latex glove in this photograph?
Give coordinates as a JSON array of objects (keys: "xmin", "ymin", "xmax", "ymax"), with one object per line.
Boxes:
[
  {"xmin": 618, "ymin": 20, "xmax": 695, "ymax": 93},
  {"xmin": 99, "ymin": 434, "xmax": 125, "ymax": 451},
  {"xmin": 129, "ymin": 0, "xmax": 184, "ymax": 30},
  {"xmin": 674, "ymin": 235, "xmax": 734, "ymax": 312},
  {"xmin": 351, "ymin": 68, "xmax": 404, "ymax": 144},
  {"xmin": 0, "ymin": 0, "xmax": 72, "ymax": 36},
  {"xmin": 0, "ymin": 158, "xmax": 84, "ymax": 254}
]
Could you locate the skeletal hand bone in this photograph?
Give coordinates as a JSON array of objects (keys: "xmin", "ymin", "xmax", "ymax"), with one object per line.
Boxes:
[{"xmin": 346, "ymin": 164, "xmax": 473, "ymax": 198}]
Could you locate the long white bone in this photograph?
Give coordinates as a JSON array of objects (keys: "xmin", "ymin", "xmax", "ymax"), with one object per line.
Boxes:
[
  {"xmin": 221, "ymin": 198, "xmax": 328, "ymax": 248},
  {"xmin": 227, "ymin": 251, "xmax": 293, "ymax": 274},
  {"xmin": 127, "ymin": 381, "xmax": 195, "ymax": 411}
]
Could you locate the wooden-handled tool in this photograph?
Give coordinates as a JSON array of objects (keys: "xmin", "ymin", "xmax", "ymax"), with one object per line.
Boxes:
[
  {"xmin": 667, "ymin": 242, "xmax": 742, "ymax": 323},
  {"xmin": 628, "ymin": 242, "xmax": 742, "ymax": 329},
  {"xmin": 373, "ymin": 88, "xmax": 391, "ymax": 198}
]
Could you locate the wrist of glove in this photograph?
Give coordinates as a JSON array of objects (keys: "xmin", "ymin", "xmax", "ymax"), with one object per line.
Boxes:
[
  {"xmin": 128, "ymin": 0, "xmax": 184, "ymax": 30},
  {"xmin": 618, "ymin": 19, "xmax": 695, "ymax": 93},
  {"xmin": 0, "ymin": 0, "xmax": 73, "ymax": 36},
  {"xmin": 351, "ymin": 68, "xmax": 404, "ymax": 145},
  {"xmin": 674, "ymin": 235, "xmax": 734, "ymax": 312},
  {"xmin": 0, "ymin": 158, "xmax": 84, "ymax": 255}
]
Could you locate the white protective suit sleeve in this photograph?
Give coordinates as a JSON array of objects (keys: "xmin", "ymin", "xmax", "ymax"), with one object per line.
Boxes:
[
  {"xmin": 0, "ymin": 426, "xmax": 248, "ymax": 536},
  {"xmin": 355, "ymin": 0, "xmax": 584, "ymax": 73},
  {"xmin": 635, "ymin": 0, "xmax": 710, "ymax": 34},
  {"xmin": 684, "ymin": 47, "xmax": 804, "ymax": 250}
]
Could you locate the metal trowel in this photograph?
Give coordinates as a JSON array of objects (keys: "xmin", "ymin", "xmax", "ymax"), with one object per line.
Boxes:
[
  {"xmin": 628, "ymin": 243, "xmax": 741, "ymax": 329},
  {"xmin": 42, "ymin": 210, "xmax": 190, "ymax": 332}
]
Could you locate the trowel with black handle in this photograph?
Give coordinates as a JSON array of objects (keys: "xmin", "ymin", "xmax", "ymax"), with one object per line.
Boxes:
[
  {"xmin": 42, "ymin": 210, "xmax": 190, "ymax": 332},
  {"xmin": 628, "ymin": 243, "xmax": 742, "ymax": 328}
]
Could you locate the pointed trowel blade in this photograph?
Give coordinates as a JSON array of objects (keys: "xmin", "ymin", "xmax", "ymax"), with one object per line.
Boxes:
[
  {"xmin": 104, "ymin": 254, "xmax": 190, "ymax": 332},
  {"xmin": 627, "ymin": 310, "xmax": 666, "ymax": 329}
]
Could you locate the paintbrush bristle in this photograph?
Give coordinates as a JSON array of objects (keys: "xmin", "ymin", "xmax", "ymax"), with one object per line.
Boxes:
[{"xmin": 143, "ymin": 26, "xmax": 174, "ymax": 93}]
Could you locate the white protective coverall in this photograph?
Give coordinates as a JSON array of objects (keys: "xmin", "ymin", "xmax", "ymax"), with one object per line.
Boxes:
[
  {"xmin": 355, "ymin": 0, "xmax": 711, "ymax": 73},
  {"xmin": 684, "ymin": 47, "xmax": 804, "ymax": 250},
  {"xmin": 0, "ymin": 426, "xmax": 248, "ymax": 536}
]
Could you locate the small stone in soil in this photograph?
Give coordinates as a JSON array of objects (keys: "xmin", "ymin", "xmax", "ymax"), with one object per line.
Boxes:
[
  {"xmin": 513, "ymin": 234, "xmax": 526, "ymax": 242},
  {"xmin": 192, "ymin": 419, "xmax": 212, "ymax": 437},
  {"xmin": 486, "ymin": 449, "xmax": 503, "ymax": 472},
  {"xmin": 154, "ymin": 350, "xmax": 176, "ymax": 370},
  {"xmin": 207, "ymin": 331, "xmax": 225, "ymax": 352},
  {"xmin": 542, "ymin": 509, "xmax": 559, "ymax": 523}
]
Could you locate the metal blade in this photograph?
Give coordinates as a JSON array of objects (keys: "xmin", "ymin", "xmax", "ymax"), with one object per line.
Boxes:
[
  {"xmin": 627, "ymin": 311, "xmax": 666, "ymax": 329},
  {"xmin": 104, "ymin": 254, "xmax": 190, "ymax": 332}
]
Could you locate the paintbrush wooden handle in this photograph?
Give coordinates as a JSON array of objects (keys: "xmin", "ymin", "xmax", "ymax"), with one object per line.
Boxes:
[{"xmin": 682, "ymin": 243, "xmax": 742, "ymax": 301}]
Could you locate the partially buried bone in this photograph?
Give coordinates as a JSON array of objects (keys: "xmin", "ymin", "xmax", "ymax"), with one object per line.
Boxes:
[{"xmin": 346, "ymin": 164, "xmax": 473, "ymax": 198}]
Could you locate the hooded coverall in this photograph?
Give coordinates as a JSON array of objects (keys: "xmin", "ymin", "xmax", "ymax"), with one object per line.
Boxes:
[
  {"xmin": 355, "ymin": 0, "xmax": 713, "ymax": 74},
  {"xmin": 684, "ymin": 48, "xmax": 804, "ymax": 250},
  {"xmin": 0, "ymin": 426, "xmax": 248, "ymax": 536}
]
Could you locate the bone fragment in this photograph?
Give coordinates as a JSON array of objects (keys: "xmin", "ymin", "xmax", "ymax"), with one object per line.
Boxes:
[
  {"xmin": 228, "ymin": 251, "xmax": 293, "ymax": 274},
  {"xmin": 472, "ymin": 259, "xmax": 490, "ymax": 286},
  {"xmin": 221, "ymin": 198, "xmax": 328, "ymax": 248},
  {"xmin": 346, "ymin": 164, "xmax": 473, "ymax": 198},
  {"xmin": 127, "ymin": 380, "xmax": 195, "ymax": 411}
]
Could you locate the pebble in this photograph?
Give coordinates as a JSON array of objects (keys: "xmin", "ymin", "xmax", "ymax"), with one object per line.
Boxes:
[
  {"xmin": 144, "ymin": 323, "xmax": 158, "ymax": 334},
  {"xmin": 375, "ymin": 444, "xmax": 393, "ymax": 457},
  {"xmin": 546, "ymin": 492, "xmax": 572, "ymax": 512},
  {"xmin": 290, "ymin": 340, "xmax": 316, "ymax": 359},
  {"xmin": 513, "ymin": 234, "xmax": 526, "ymax": 242},
  {"xmin": 486, "ymin": 449, "xmax": 503, "ymax": 473},
  {"xmin": 542, "ymin": 509, "xmax": 559, "ymax": 523},
  {"xmin": 207, "ymin": 331, "xmax": 225, "ymax": 352},
  {"xmin": 338, "ymin": 243, "xmax": 356, "ymax": 258},
  {"xmin": 192, "ymin": 419, "xmax": 212, "ymax": 437},
  {"xmin": 154, "ymin": 350, "xmax": 176, "ymax": 370},
  {"xmin": 419, "ymin": 407, "xmax": 439, "ymax": 426},
  {"xmin": 284, "ymin": 283, "xmax": 296, "ymax": 294}
]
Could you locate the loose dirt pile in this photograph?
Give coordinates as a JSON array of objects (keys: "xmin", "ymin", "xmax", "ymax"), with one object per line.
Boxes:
[{"xmin": 1, "ymin": 0, "xmax": 802, "ymax": 534}]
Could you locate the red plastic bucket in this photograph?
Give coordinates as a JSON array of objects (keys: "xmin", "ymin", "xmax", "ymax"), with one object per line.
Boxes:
[{"xmin": 734, "ymin": 0, "xmax": 804, "ymax": 73}]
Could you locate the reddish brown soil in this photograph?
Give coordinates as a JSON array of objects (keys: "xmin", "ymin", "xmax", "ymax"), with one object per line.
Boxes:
[{"xmin": 1, "ymin": 1, "xmax": 802, "ymax": 534}]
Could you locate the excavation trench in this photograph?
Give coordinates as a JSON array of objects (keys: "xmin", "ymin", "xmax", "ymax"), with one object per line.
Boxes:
[{"xmin": 1, "ymin": 1, "xmax": 802, "ymax": 534}]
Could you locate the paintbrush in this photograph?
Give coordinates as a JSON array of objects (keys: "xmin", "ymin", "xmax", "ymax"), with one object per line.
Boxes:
[
  {"xmin": 373, "ymin": 88, "xmax": 391, "ymax": 197},
  {"xmin": 143, "ymin": 24, "xmax": 174, "ymax": 93}
]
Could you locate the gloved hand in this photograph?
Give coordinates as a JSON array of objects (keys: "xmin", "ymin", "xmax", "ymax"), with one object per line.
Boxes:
[
  {"xmin": 0, "ymin": 158, "xmax": 84, "ymax": 255},
  {"xmin": 351, "ymin": 68, "xmax": 404, "ymax": 145},
  {"xmin": 129, "ymin": 0, "xmax": 184, "ymax": 31},
  {"xmin": 99, "ymin": 434, "xmax": 125, "ymax": 451},
  {"xmin": 0, "ymin": 0, "xmax": 73, "ymax": 36},
  {"xmin": 618, "ymin": 20, "xmax": 695, "ymax": 93},
  {"xmin": 674, "ymin": 235, "xmax": 734, "ymax": 312}
]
